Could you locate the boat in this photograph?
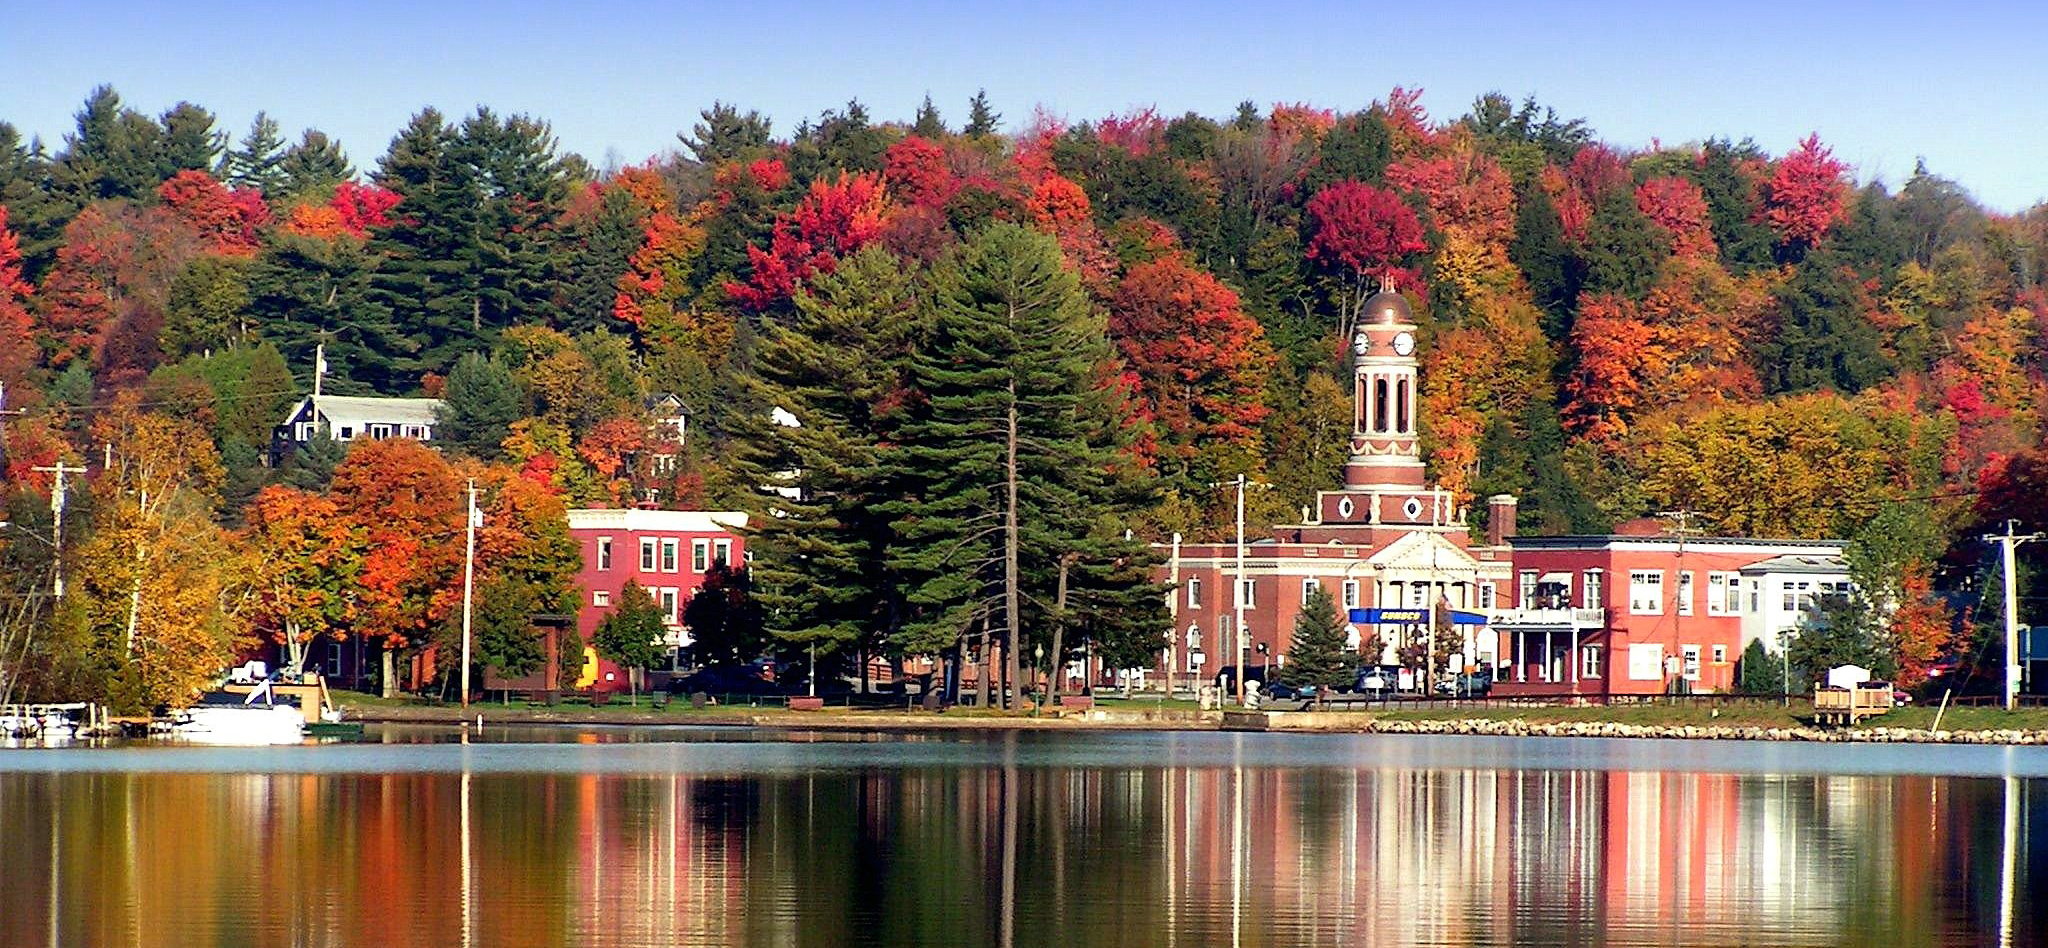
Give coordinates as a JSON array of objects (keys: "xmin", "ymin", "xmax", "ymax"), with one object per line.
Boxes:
[{"xmin": 160, "ymin": 681, "xmax": 307, "ymax": 745}]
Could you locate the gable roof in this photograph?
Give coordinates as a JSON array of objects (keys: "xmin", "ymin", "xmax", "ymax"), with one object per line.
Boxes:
[{"xmin": 288, "ymin": 395, "xmax": 442, "ymax": 428}]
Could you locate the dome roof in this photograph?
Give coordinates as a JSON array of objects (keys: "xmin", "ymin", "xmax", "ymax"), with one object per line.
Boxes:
[{"xmin": 1362, "ymin": 287, "xmax": 1412, "ymax": 325}]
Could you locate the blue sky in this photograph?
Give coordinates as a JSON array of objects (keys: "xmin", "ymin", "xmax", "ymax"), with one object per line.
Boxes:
[{"xmin": 5, "ymin": 0, "xmax": 2045, "ymax": 211}]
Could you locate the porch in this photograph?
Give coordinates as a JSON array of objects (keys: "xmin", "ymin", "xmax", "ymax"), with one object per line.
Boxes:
[{"xmin": 1491, "ymin": 608, "xmax": 1609, "ymax": 697}]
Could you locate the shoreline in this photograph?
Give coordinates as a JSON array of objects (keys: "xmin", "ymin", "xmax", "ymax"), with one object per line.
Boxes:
[{"xmin": 345, "ymin": 704, "xmax": 2048, "ymax": 745}]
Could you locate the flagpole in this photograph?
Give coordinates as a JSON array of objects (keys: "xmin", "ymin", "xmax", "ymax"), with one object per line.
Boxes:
[{"xmin": 461, "ymin": 479, "xmax": 478, "ymax": 710}]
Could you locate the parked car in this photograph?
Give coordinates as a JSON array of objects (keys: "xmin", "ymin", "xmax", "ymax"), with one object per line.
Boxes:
[{"xmin": 1433, "ymin": 669, "xmax": 1494, "ymax": 697}]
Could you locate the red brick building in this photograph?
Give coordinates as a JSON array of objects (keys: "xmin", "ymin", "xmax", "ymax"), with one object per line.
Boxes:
[
  {"xmin": 566, "ymin": 508, "xmax": 748, "ymax": 691},
  {"xmin": 1491, "ymin": 532, "xmax": 1847, "ymax": 696},
  {"xmin": 1156, "ymin": 283, "xmax": 1515, "ymax": 688}
]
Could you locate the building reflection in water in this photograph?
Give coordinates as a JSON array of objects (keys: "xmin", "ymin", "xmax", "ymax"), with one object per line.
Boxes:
[{"xmin": 0, "ymin": 737, "xmax": 2041, "ymax": 948}]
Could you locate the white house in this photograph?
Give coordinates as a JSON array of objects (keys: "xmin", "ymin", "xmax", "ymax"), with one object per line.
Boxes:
[
  {"xmin": 271, "ymin": 394, "xmax": 443, "ymax": 463},
  {"xmin": 1738, "ymin": 552, "xmax": 1853, "ymax": 654}
]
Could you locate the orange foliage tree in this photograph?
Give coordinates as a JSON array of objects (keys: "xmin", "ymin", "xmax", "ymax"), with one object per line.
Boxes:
[{"xmin": 326, "ymin": 438, "xmax": 464, "ymax": 691}]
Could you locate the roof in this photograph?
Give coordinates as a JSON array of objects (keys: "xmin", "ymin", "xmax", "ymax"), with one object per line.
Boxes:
[
  {"xmin": 293, "ymin": 395, "xmax": 442, "ymax": 427},
  {"xmin": 565, "ymin": 508, "xmax": 748, "ymax": 533},
  {"xmin": 1738, "ymin": 554, "xmax": 1850, "ymax": 575},
  {"xmin": 1510, "ymin": 534, "xmax": 1846, "ymax": 552},
  {"xmin": 1362, "ymin": 286, "xmax": 1412, "ymax": 326}
]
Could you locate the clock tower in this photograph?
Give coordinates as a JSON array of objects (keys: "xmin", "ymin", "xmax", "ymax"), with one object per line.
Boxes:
[{"xmin": 1346, "ymin": 275, "xmax": 1424, "ymax": 491}]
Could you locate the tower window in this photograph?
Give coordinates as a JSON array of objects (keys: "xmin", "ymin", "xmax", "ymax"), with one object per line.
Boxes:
[
  {"xmin": 1373, "ymin": 378, "xmax": 1388, "ymax": 432},
  {"xmin": 1396, "ymin": 379, "xmax": 1410, "ymax": 434}
]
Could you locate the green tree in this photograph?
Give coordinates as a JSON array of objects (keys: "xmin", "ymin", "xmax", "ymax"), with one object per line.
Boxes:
[
  {"xmin": 162, "ymin": 255, "xmax": 253, "ymax": 358},
  {"xmin": 964, "ymin": 90, "xmax": 1001, "ymax": 139},
  {"xmin": 681, "ymin": 563, "xmax": 765, "ymax": 668},
  {"xmin": 277, "ymin": 129, "xmax": 353, "ymax": 197},
  {"xmin": 681, "ymin": 101, "xmax": 772, "ymax": 165},
  {"xmin": 436, "ymin": 352, "xmax": 525, "ymax": 458},
  {"xmin": 219, "ymin": 111, "xmax": 288, "ymax": 195},
  {"xmin": 734, "ymin": 247, "xmax": 920, "ymax": 676},
  {"xmin": 1580, "ymin": 186, "xmax": 1662, "ymax": 298},
  {"xmin": 1509, "ymin": 183, "xmax": 1578, "ymax": 338},
  {"xmin": 593, "ymin": 578, "xmax": 669, "ymax": 703},
  {"xmin": 911, "ymin": 95, "xmax": 947, "ymax": 138},
  {"xmin": 1759, "ymin": 253, "xmax": 1891, "ymax": 394},
  {"xmin": 1788, "ymin": 593, "xmax": 1894, "ymax": 686},
  {"xmin": 1737, "ymin": 638, "xmax": 1785, "ymax": 695},
  {"xmin": 886, "ymin": 224, "xmax": 1147, "ymax": 709},
  {"xmin": 1687, "ymin": 138, "xmax": 1774, "ymax": 273},
  {"xmin": 1280, "ymin": 586, "xmax": 1356, "ymax": 704}
]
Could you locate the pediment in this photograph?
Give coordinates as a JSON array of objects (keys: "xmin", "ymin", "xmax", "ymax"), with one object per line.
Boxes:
[{"xmin": 1365, "ymin": 530, "xmax": 1483, "ymax": 573}]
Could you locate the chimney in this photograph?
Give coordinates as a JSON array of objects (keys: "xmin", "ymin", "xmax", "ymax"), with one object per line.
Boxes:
[{"xmin": 1486, "ymin": 494, "xmax": 1518, "ymax": 548}]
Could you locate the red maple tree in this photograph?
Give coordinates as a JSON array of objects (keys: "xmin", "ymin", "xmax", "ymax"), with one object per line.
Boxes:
[
  {"xmin": 1109, "ymin": 254, "xmax": 1275, "ymax": 464},
  {"xmin": 1763, "ymin": 134, "xmax": 1848, "ymax": 250},
  {"xmin": 0, "ymin": 206, "xmax": 34, "ymax": 386},
  {"xmin": 728, "ymin": 171, "xmax": 889, "ymax": 310}
]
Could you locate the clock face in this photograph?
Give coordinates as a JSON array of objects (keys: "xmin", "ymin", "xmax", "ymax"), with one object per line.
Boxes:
[
  {"xmin": 1351, "ymin": 332, "xmax": 1370, "ymax": 356},
  {"xmin": 1392, "ymin": 332, "xmax": 1416, "ymax": 356}
]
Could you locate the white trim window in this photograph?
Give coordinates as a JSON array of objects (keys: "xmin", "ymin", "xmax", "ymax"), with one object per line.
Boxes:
[
  {"xmin": 1342, "ymin": 579, "xmax": 1361, "ymax": 610},
  {"xmin": 1582, "ymin": 570, "xmax": 1603, "ymax": 610},
  {"xmin": 1302, "ymin": 579, "xmax": 1320, "ymax": 604},
  {"xmin": 692, "ymin": 539, "xmax": 710, "ymax": 573},
  {"xmin": 1518, "ymin": 570, "xmax": 1537, "ymax": 609},
  {"xmin": 597, "ymin": 537, "xmax": 613, "ymax": 571},
  {"xmin": 713, "ymin": 539, "xmax": 733, "ymax": 567},
  {"xmin": 1581, "ymin": 647, "xmax": 1602, "ymax": 679},
  {"xmin": 639, "ymin": 538, "xmax": 657, "ymax": 572},
  {"xmin": 659, "ymin": 587, "xmax": 679, "ymax": 623},
  {"xmin": 1628, "ymin": 570, "xmax": 1663, "ymax": 615},
  {"xmin": 1677, "ymin": 571, "xmax": 1695, "ymax": 616},
  {"xmin": 1475, "ymin": 582, "xmax": 1492, "ymax": 610},
  {"xmin": 1681, "ymin": 644, "xmax": 1702, "ymax": 682},
  {"xmin": 1187, "ymin": 578, "xmax": 1203, "ymax": 609},
  {"xmin": 1707, "ymin": 572, "xmax": 1738, "ymax": 616},
  {"xmin": 660, "ymin": 538, "xmax": 680, "ymax": 573},
  {"xmin": 1237, "ymin": 578, "xmax": 1256, "ymax": 609},
  {"xmin": 593, "ymin": 590, "xmax": 611, "ymax": 607}
]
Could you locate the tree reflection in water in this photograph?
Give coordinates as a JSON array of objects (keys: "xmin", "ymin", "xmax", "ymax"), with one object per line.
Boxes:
[{"xmin": 0, "ymin": 729, "xmax": 2041, "ymax": 948}]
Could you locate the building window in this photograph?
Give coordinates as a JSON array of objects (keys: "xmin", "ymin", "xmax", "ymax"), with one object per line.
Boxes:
[
  {"xmin": 1708, "ymin": 572, "xmax": 1739, "ymax": 616},
  {"xmin": 1629, "ymin": 571, "xmax": 1663, "ymax": 615},
  {"xmin": 337, "ymin": 425, "xmax": 354, "ymax": 440},
  {"xmin": 597, "ymin": 537, "xmax": 613, "ymax": 571},
  {"xmin": 1237, "ymin": 578, "xmax": 1256, "ymax": 609},
  {"xmin": 1408, "ymin": 583, "xmax": 1429, "ymax": 608},
  {"xmin": 1342, "ymin": 580, "xmax": 1361, "ymax": 610},
  {"xmin": 1302, "ymin": 579, "xmax": 1319, "ymax": 604},
  {"xmin": 1217, "ymin": 615, "xmax": 1233, "ymax": 646},
  {"xmin": 1677, "ymin": 571, "xmax": 1694, "ymax": 616},
  {"xmin": 403, "ymin": 425, "xmax": 424, "ymax": 439},
  {"xmin": 714, "ymin": 539, "xmax": 732, "ymax": 567},
  {"xmin": 1712, "ymin": 644, "xmax": 1728, "ymax": 664},
  {"xmin": 661, "ymin": 538, "xmax": 679, "ymax": 573},
  {"xmin": 1373, "ymin": 378, "xmax": 1389, "ymax": 432},
  {"xmin": 659, "ymin": 588, "xmax": 679, "ymax": 623},
  {"xmin": 1581, "ymin": 647, "xmax": 1602, "ymax": 679},
  {"xmin": 1186, "ymin": 624, "xmax": 1201, "ymax": 652},
  {"xmin": 369, "ymin": 423, "xmax": 393, "ymax": 438},
  {"xmin": 1519, "ymin": 570, "xmax": 1537, "ymax": 609},
  {"xmin": 1782, "ymin": 581, "xmax": 1816, "ymax": 613},
  {"xmin": 692, "ymin": 539, "xmax": 710, "ymax": 573},
  {"xmin": 1477, "ymin": 582, "xmax": 1494, "ymax": 610},
  {"xmin": 1187, "ymin": 578, "xmax": 1202, "ymax": 609},
  {"xmin": 1681, "ymin": 645, "xmax": 1702, "ymax": 681},
  {"xmin": 1395, "ymin": 379, "xmax": 1410, "ymax": 434},
  {"xmin": 593, "ymin": 590, "xmax": 611, "ymax": 607},
  {"xmin": 639, "ymin": 538, "xmax": 657, "ymax": 572},
  {"xmin": 1582, "ymin": 570, "xmax": 1603, "ymax": 610}
]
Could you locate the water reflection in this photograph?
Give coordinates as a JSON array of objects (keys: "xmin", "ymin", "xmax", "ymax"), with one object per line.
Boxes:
[{"xmin": 0, "ymin": 730, "xmax": 2041, "ymax": 948}]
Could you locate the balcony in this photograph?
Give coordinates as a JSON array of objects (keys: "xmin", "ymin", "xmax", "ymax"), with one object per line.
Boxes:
[{"xmin": 1488, "ymin": 607, "xmax": 1607, "ymax": 630}]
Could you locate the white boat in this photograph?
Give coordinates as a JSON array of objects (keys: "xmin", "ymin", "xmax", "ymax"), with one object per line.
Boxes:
[{"xmin": 162, "ymin": 682, "xmax": 307, "ymax": 745}]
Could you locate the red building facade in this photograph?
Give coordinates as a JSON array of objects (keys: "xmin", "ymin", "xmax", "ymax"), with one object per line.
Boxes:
[
  {"xmin": 566, "ymin": 508, "xmax": 748, "ymax": 690},
  {"xmin": 1155, "ymin": 283, "xmax": 1515, "ymax": 688},
  {"xmin": 1491, "ymin": 533, "xmax": 1847, "ymax": 696}
]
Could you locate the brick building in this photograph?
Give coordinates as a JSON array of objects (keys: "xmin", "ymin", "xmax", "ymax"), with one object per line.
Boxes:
[
  {"xmin": 1156, "ymin": 282, "xmax": 1515, "ymax": 688},
  {"xmin": 1490, "ymin": 533, "xmax": 1848, "ymax": 696},
  {"xmin": 566, "ymin": 508, "xmax": 748, "ymax": 691}
]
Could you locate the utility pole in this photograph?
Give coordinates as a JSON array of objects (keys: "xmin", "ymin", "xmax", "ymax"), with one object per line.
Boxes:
[
  {"xmin": 1985, "ymin": 521, "xmax": 2042, "ymax": 711},
  {"xmin": 460, "ymin": 479, "xmax": 479, "ymax": 710},
  {"xmin": 1167, "ymin": 531, "xmax": 1180, "ymax": 703},
  {"xmin": 31, "ymin": 462, "xmax": 86, "ymax": 599},
  {"xmin": 1235, "ymin": 473, "xmax": 1248, "ymax": 707}
]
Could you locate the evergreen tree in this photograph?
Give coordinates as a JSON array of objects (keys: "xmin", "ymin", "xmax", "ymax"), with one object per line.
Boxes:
[
  {"xmin": 734, "ymin": 247, "xmax": 920, "ymax": 674},
  {"xmin": 156, "ymin": 102, "xmax": 224, "ymax": 179},
  {"xmin": 1688, "ymin": 138, "xmax": 1774, "ymax": 273},
  {"xmin": 558, "ymin": 184, "xmax": 644, "ymax": 333},
  {"xmin": 964, "ymin": 90, "xmax": 1000, "ymax": 139},
  {"xmin": 886, "ymin": 224, "xmax": 1145, "ymax": 709},
  {"xmin": 1788, "ymin": 593, "xmax": 1893, "ymax": 685},
  {"xmin": 280, "ymin": 430, "xmax": 344, "ymax": 491},
  {"xmin": 457, "ymin": 109, "xmax": 573, "ymax": 332},
  {"xmin": 593, "ymin": 578, "xmax": 669, "ymax": 702},
  {"xmin": 220, "ymin": 111, "xmax": 288, "ymax": 195},
  {"xmin": 1509, "ymin": 183, "xmax": 1578, "ymax": 338},
  {"xmin": 0, "ymin": 122, "xmax": 65, "ymax": 277},
  {"xmin": 1737, "ymin": 639, "xmax": 1785, "ymax": 694},
  {"xmin": 436, "ymin": 352, "xmax": 525, "ymax": 458},
  {"xmin": 911, "ymin": 95, "xmax": 947, "ymax": 138},
  {"xmin": 368, "ymin": 107, "xmax": 480, "ymax": 376},
  {"xmin": 1580, "ymin": 187, "xmax": 1662, "ymax": 298},
  {"xmin": 246, "ymin": 231, "xmax": 400, "ymax": 393},
  {"xmin": 50, "ymin": 85, "xmax": 166, "ymax": 204},
  {"xmin": 1299, "ymin": 110, "xmax": 1392, "ymax": 194},
  {"xmin": 1758, "ymin": 252, "xmax": 1890, "ymax": 394},
  {"xmin": 1280, "ymin": 586, "xmax": 1356, "ymax": 702},
  {"xmin": 681, "ymin": 563, "xmax": 765, "ymax": 667},
  {"xmin": 277, "ymin": 129, "xmax": 353, "ymax": 197},
  {"xmin": 680, "ymin": 101, "xmax": 772, "ymax": 165}
]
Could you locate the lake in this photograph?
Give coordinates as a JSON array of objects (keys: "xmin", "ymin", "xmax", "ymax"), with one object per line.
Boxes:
[{"xmin": 0, "ymin": 725, "xmax": 2042, "ymax": 947}]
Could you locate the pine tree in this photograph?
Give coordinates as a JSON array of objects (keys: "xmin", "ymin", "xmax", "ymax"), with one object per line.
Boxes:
[
  {"xmin": 964, "ymin": 90, "xmax": 1000, "ymax": 139},
  {"xmin": 912, "ymin": 95, "xmax": 947, "ymax": 138},
  {"xmin": 437, "ymin": 352, "xmax": 525, "ymax": 458},
  {"xmin": 886, "ymin": 224, "xmax": 1141, "ymax": 709},
  {"xmin": 220, "ymin": 111, "xmax": 288, "ymax": 195},
  {"xmin": 280, "ymin": 430, "xmax": 344, "ymax": 490},
  {"xmin": 1580, "ymin": 187, "xmax": 1662, "ymax": 299},
  {"xmin": 733, "ymin": 247, "xmax": 920, "ymax": 676},
  {"xmin": 680, "ymin": 101, "xmax": 772, "ymax": 165},
  {"xmin": 1280, "ymin": 586, "xmax": 1356, "ymax": 702},
  {"xmin": 278, "ymin": 129, "xmax": 353, "ymax": 197},
  {"xmin": 368, "ymin": 107, "xmax": 480, "ymax": 376},
  {"xmin": 157, "ymin": 102, "xmax": 224, "ymax": 179}
]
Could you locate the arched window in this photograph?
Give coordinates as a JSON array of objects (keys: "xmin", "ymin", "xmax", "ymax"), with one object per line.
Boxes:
[
  {"xmin": 1373, "ymin": 378, "xmax": 1389, "ymax": 432},
  {"xmin": 1396, "ymin": 378, "xmax": 1410, "ymax": 433}
]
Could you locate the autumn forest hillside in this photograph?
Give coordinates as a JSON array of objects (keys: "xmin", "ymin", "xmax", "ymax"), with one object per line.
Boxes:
[{"xmin": 1, "ymin": 85, "xmax": 2046, "ymax": 703}]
